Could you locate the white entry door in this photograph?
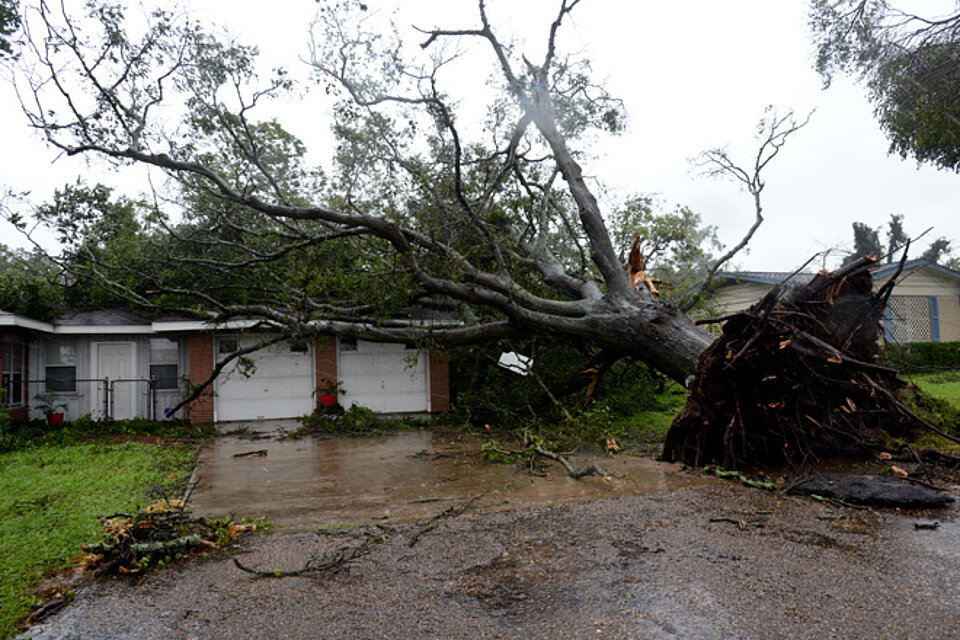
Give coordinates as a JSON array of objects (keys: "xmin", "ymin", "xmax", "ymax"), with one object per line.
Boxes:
[{"xmin": 96, "ymin": 343, "xmax": 136, "ymax": 420}]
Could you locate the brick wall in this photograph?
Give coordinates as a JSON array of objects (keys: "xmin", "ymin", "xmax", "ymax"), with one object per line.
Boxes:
[
  {"xmin": 187, "ymin": 333, "xmax": 215, "ymax": 424},
  {"xmin": 315, "ymin": 336, "xmax": 338, "ymax": 407},
  {"xmin": 429, "ymin": 350, "xmax": 450, "ymax": 414}
]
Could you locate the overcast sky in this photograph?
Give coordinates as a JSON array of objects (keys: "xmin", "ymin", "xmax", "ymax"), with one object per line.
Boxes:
[{"xmin": 1, "ymin": 0, "xmax": 956, "ymax": 271}]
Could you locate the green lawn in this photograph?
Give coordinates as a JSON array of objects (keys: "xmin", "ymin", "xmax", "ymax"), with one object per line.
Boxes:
[
  {"xmin": 0, "ymin": 441, "xmax": 195, "ymax": 638},
  {"xmin": 905, "ymin": 370, "xmax": 960, "ymax": 406}
]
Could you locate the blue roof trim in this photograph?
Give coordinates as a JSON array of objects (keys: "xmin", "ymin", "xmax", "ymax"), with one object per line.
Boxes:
[{"xmin": 871, "ymin": 258, "xmax": 960, "ymax": 281}]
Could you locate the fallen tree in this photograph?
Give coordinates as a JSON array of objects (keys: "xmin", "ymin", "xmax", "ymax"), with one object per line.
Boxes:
[{"xmin": 5, "ymin": 1, "xmax": 950, "ymax": 468}]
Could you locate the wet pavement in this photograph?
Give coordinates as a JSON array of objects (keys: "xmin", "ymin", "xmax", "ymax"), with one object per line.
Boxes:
[
  {"xmin": 18, "ymin": 431, "xmax": 960, "ymax": 639},
  {"xmin": 187, "ymin": 431, "xmax": 706, "ymax": 530},
  {"xmin": 21, "ymin": 482, "xmax": 960, "ymax": 640}
]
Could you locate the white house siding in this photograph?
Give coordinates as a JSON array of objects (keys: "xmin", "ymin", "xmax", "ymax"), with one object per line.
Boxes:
[
  {"xmin": 28, "ymin": 333, "xmax": 189, "ymax": 422},
  {"xmin": 710, "ymin": 265, "xmax": 960, "ymax": 345},
  {"xmin": 709, "ymin": 282, "xmax": 775, "ymax": 316},
  {"xmin": 877, "ymin": 268, "xmax": 960, "ymax": 344},
  {"xmin": 938, "ymin": 295, "xmax": 960, "ymax": 341}
]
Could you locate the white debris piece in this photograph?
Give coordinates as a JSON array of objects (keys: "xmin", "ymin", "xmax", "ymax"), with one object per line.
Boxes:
[{"xmin": 497, "ymin": 351, "xmax": 533, "ymax": 376}]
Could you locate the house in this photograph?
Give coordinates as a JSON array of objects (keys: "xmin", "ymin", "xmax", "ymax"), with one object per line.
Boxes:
[
  {"xmin": 0, "ymin": 308, "xmax": 450, "ymax": 425},
  {"xmin": 703, "ymin": 259, "xmax": 960, "ymax": 343}
]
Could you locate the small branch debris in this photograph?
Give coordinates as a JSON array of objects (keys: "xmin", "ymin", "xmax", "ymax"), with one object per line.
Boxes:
[
  {"xmin": 408, "ymin": 494, "xmax": 484, "ymax": 547},
  {"xmin": 530, "ymin": 444, "xmax": 612, "ymax": 481},
  {"xmin": 233, "ymin": 526, "xmax": 390, "ymax": 578},
  {"xmin": 232, "ymin": 449, "xmax": 269, "ymax": 458},
  {"xmin": 79, "ymin": 500, "xmax": 256, "ymax": 577}
]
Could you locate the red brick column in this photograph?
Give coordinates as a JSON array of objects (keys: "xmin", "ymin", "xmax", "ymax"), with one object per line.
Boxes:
[
  {"xmin": 429, "ymin": 350, "xmax": 450, "ymax": 414},
  {"xmin": 315, "ymin": 336, "xmax": 338, "ymax": 407},
  {"xmin": 187, "ymin": 333, "xmax": 215, "ymax": 424}
]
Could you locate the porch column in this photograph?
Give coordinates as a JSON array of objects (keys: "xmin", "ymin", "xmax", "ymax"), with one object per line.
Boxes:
[
  {"xmin": 315, "ymin": 336, "xmax": 338, "ymax": 407},
  {"xmin": 429, "ymin": 350, "xmax": 450, "ymax": 414}
]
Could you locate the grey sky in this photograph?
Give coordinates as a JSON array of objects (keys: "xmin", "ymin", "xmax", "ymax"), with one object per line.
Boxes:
[{"xmin": 1, "ymin": 0, "xmax": 956, "ymax": 270}]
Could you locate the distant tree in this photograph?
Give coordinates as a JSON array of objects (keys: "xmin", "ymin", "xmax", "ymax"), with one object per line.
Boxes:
[
  {"xmin": 0, "ymin": 245, "xmax": 64, "ymax": 320},
  {"xmin": 811, "ymin": 0, "xmax": 960, "ymax": 171},
  {"xmin": 842, "ymin": 221, "xmax": 884, "ymax": 265},
  {"xmin": 0, "ymin": 0, "xmax": 18, "ymax": 58},
  {"xmin": 885, "ymin": 212, "xmax": 908, "ymax": 263},
  {"xmin": 920, "ymin": 236, "xmax": 953, "ymax": 264},
  {"xmin": 842, "ymin": 212, "xmax": 954, "ymax": 266}
]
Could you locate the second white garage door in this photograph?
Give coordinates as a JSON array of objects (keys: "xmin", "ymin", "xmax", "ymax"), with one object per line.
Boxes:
[
  {"xmin": 337, "ymin": 338, "xmax": 429, "ymax": 413},
  {"xmin": 214, "ymin": 336, "xmax": 315, "ymax": 422}
]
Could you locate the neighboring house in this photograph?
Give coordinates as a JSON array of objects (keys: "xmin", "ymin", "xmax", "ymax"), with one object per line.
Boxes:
[
  {"xmin": 702, "ymin": 259, "xmax": 960, "ymax": 343},
  {"xmin": 0, "ymin": 308, "xmax": 450, "ymax": 425}
]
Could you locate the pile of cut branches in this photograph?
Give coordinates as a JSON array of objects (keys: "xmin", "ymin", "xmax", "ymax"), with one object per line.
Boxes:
[
  {"xmin": 662, "ymin": 255, "xmax": 952, "ymax": 469},
  {"xmin": 80, "ymin": 500, "xmax": 255, "ymax": 576}
]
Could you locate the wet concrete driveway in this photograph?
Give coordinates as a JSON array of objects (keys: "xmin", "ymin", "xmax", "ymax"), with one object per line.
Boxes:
[{"xmin": 186, "ymin": 430, "xmax": 705, "ymax": 530}]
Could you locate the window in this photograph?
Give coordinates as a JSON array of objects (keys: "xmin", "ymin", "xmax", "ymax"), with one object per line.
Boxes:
[
  {"xmin": 217, "ymin": 337, "xmax": 238, "ymax": 356},
  {"xmin": 290, "ymin": 340, "xmax": 309, "ymax": 353},
  {"xmin": 339, "ymin": 337, "xmax": 357, "ymax": 352},
  {"xmin": 150, "ymin": 338, "xmax": 179, "ymax": 390},
  {"xmin": 2, "ymin": 341, "xmax": 24, "ymax": 407},
  {"xmin": 45, "ymin": 338, "xmax": 77, "ymax": 393}
]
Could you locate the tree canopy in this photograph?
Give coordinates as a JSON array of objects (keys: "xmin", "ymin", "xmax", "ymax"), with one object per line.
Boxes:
[
  {"xmin": 842, "ymin": 212, "xmax": 955, "ymax": 267},
  {"xmin": 0, "ymin": 0, "xmax": 18, "ymax": 57},
  {"xmin": 2, "ymin": 1, "xmax": 812, "ymax": 387},
  {"xmin": 811, "ymin": 0, "xmax": 960, "ymax": 171}
]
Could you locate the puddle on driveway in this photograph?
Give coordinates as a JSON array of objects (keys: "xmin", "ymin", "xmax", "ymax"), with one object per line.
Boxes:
[{"xmin": 187, "ymin": 430, "xmax": 705, "ymax": 532}]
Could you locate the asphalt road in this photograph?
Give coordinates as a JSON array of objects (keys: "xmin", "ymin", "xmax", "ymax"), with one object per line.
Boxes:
[{"xmin": 20, "ymin": 483, "xmax": 960, "ymax": 640}]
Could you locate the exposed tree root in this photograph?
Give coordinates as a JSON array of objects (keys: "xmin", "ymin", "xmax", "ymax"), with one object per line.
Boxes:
[{"xmin": 662, "ymin": 254, "xmax": 954, "ymax": 469}]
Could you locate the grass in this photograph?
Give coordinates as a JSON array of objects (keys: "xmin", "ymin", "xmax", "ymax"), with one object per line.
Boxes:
[
  {"xmin": 529, "ymin": 382, "xmax": 689, "ymax": 454},
  {"xmin": 0, "ymin": 440, "xmax": 196, "ymax": 638},
  {"xmin": 904, "ymin": 370, "xmax": 960, "ymax": 406},
  {"xmin": 897, "ymin": 370, "xmax": 960, "ymax": 452}
]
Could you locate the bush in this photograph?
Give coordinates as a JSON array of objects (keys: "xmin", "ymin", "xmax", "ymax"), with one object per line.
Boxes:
[
  {"xmin": 0, "ymin": 416, "xmax": 211, "ymax": 453},
  {"xmin": 449, "ymin": 340, "xmax": 683, "ymax": 449},
  {"xmin": 296, "ymin": 404, "xmax": 431, "ymax": 436},
  {"xmin": 883, "ymin": 341, "xmax": 960, "ymax": 372}
]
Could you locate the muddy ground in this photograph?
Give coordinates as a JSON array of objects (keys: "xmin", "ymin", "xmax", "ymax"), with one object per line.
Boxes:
[{"xmin": 21, "ymin": 482, "xmax": 960, "ymax": 640}]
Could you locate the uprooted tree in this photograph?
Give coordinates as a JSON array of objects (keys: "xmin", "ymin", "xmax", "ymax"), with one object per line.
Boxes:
[{"xmin": 2, "ymin": 1, "xmax": 946, "ymax": 467}]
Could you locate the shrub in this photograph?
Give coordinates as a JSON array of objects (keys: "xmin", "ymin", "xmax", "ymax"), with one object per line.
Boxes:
[{"xmin": 883, "ymin": 341, "xmax": 960, "ymax": 372}]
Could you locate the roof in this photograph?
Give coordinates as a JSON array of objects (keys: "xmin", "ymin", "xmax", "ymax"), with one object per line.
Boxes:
[
  {"xmin": 1, "ymin": 306, "xmax": 460, "ymax": 335},
  {"xmin": 712, "ymin": 258, "xmax": 960, "ymax": 289},
  {"xmin": 712, "ymin": 271, "xmax": 817, "ymax": 287},
  {"xmin": 870, "ymin": 258, "xmax": 960, "ymax": 280}
]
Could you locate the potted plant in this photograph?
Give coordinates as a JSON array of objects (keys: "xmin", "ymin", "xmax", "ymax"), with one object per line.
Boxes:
[{"xmin": 34, "ymin": 393, "xmax": 68, "ymax": 426}]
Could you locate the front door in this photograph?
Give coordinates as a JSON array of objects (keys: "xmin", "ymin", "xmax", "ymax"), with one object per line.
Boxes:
[{"xmin": 96, "ymin": 343, "xmax": 136, "ymax": 420}]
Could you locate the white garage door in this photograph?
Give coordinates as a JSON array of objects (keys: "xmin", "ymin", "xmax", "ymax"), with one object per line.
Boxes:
[
  {"xmin": 338, "ymin": 339, "xmax": 429, "ymax": 413},
  {"xmin": 215, "ymin": 336, "xmax": 314, "ymax": 422}
]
